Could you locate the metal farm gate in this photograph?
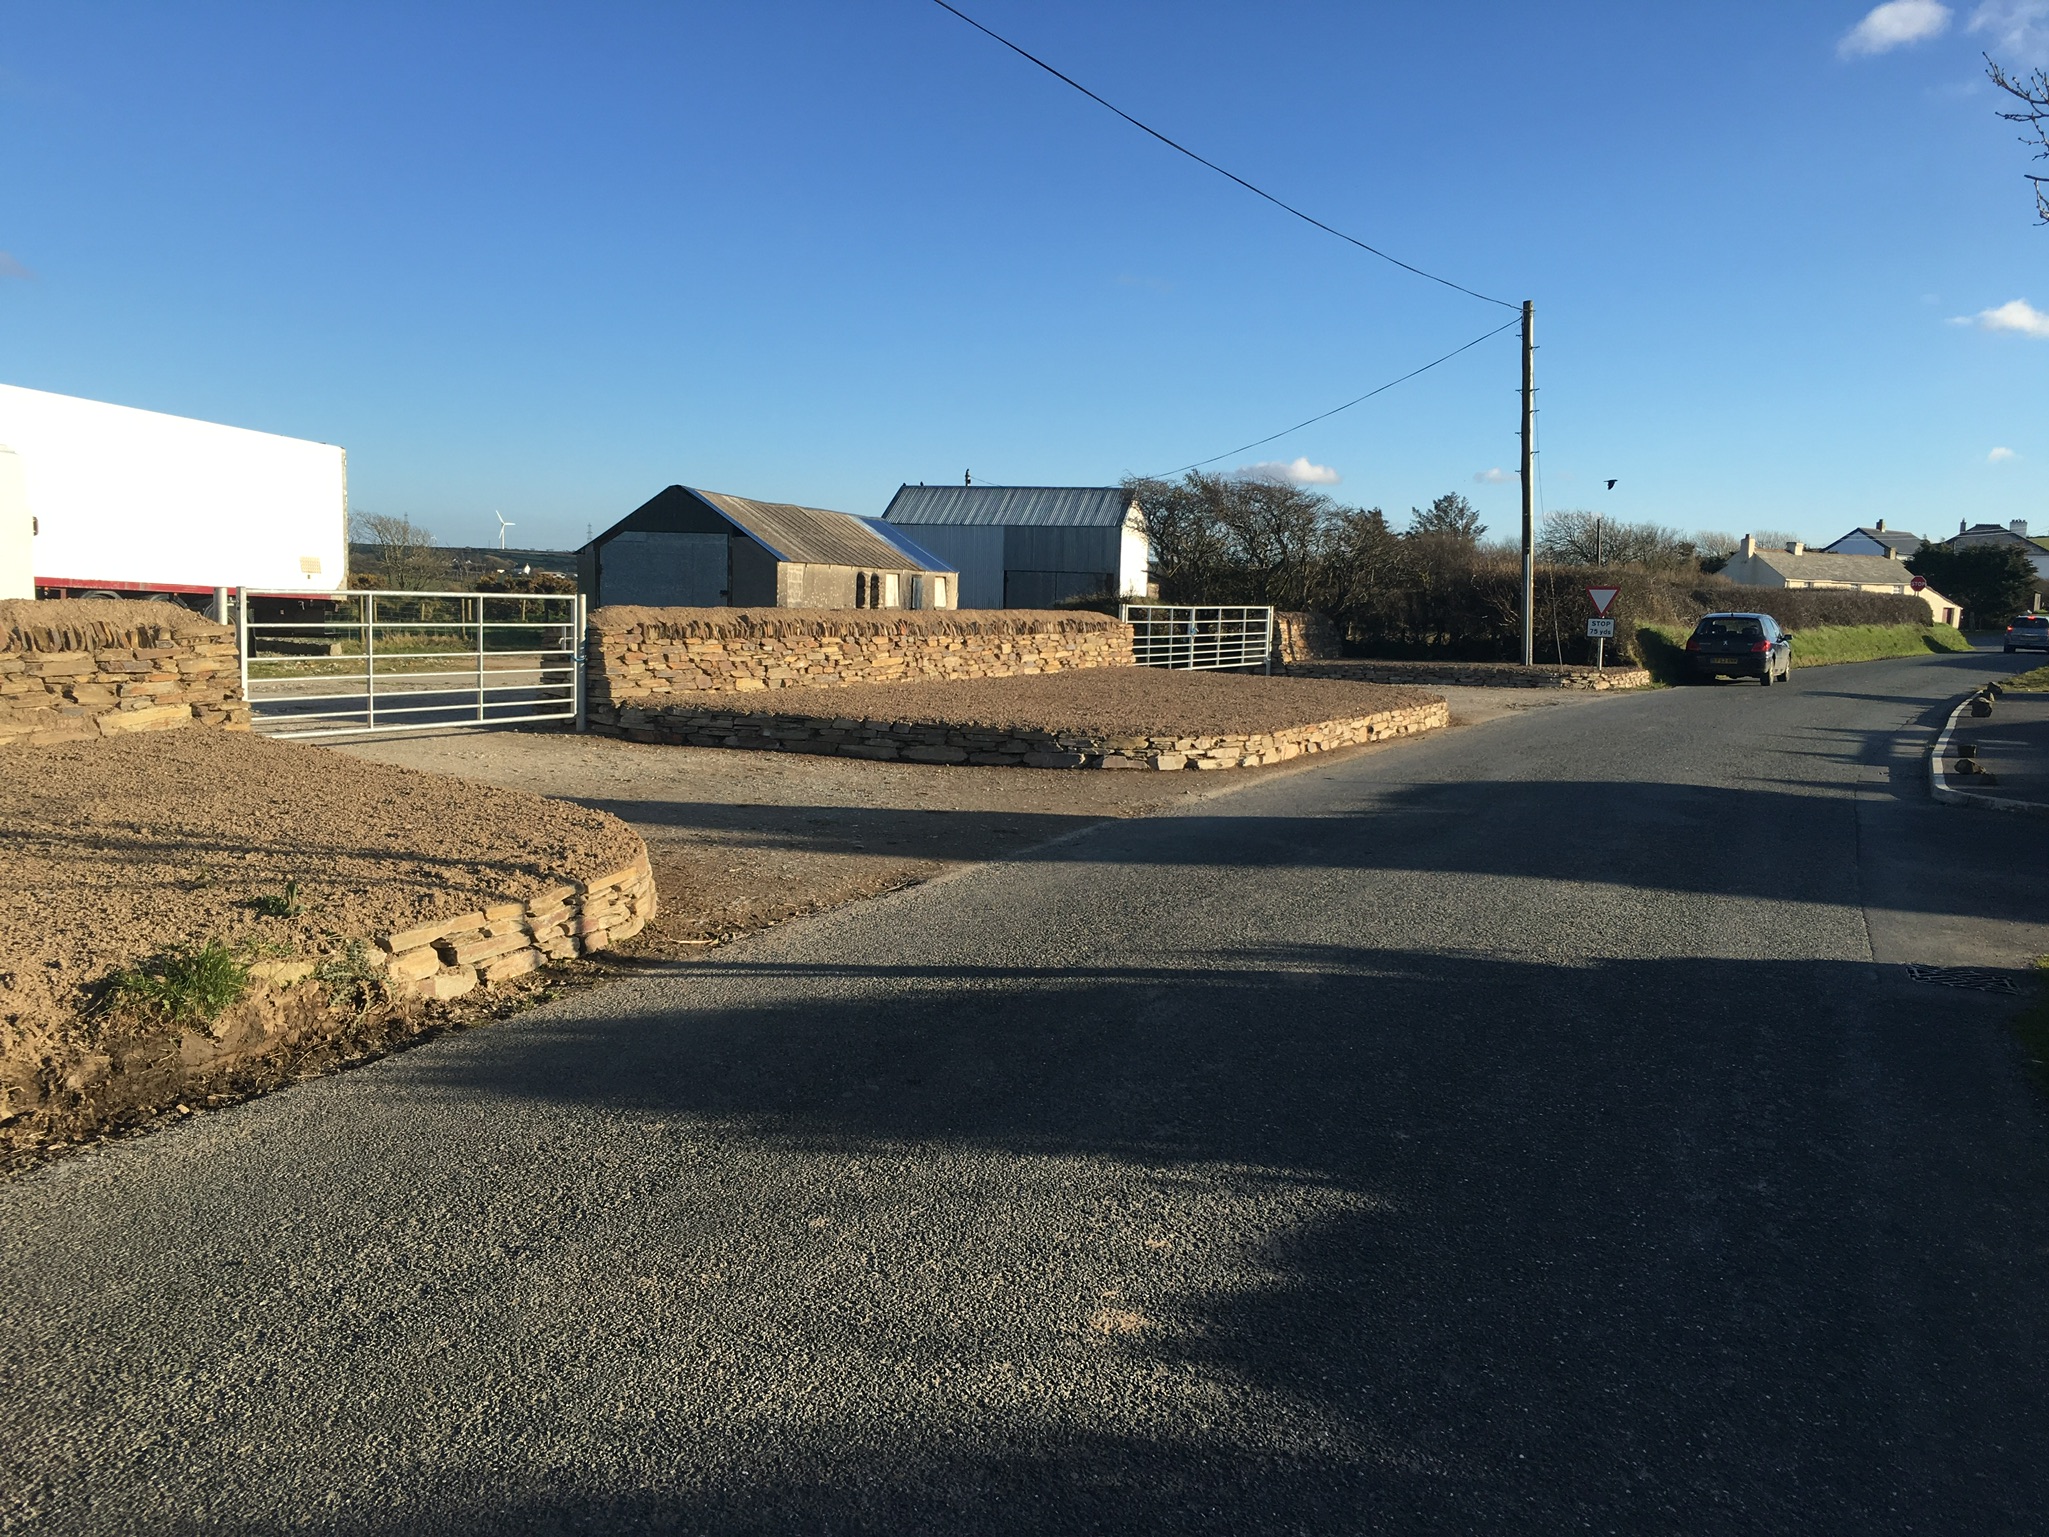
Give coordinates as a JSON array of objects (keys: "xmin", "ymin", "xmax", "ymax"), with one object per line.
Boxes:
[
  {"xmin": 239, "ymin": 589, "xmax": 584, "ymax": 738},
  {"xmin": 1121, "ymin": 604, "xmax": 1275, "ymax": 673}
]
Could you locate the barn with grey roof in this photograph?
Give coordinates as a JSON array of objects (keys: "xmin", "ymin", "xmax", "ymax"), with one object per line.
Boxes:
[
  {"xmin": 880, "ymin": 484, "xmax": 1153, "ymax": 609},
  {"xmin": 578, "ymin": 486, "xmax": 955, "ymax": 610}
]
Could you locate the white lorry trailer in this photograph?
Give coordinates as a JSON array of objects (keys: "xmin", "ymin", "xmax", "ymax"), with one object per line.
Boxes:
[{"xmin": 0, "ymin": 383, "xmax": 348, "ymax": 605}]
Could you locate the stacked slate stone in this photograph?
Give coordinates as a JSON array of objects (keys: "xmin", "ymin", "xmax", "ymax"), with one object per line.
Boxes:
[
  {"xmin": 374, "ymin": 851, "xmax": 656, "ymax": 999},
  {"xmin": 585, "ymin": 607, "xmax": 1134, "ymax": 705},
  {"xmin": 0, "ymin": 600, "xmax": 250, "ymax": 747},
  {"xmin": 594, "ymin": 698, "xmax": 1449, "ymax": 771}
]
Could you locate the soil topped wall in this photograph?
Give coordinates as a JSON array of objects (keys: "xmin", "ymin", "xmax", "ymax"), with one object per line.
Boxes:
[
  {"xmin": 591, "ymin": 605, "xmax": 1125, "ymax": 642},
  {"xmin": 0, "ymin": 597, "xmax": 248, "ymax": 746},
  {"xmin": 595, "ymin": 668, "xmax": 1448, "ymax": 771},
  {"xmin": 588, "ymin": 605, "xmax": 1135, "ymax": 702},
  {"xmin": 0, "ymin": 728, "xmax": 652, "ymax": 1151}
]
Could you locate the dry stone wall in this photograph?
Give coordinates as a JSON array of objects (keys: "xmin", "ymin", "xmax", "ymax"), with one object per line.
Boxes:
[
  {"xmin": 0, "ymin": 598, "xmax": 249, "ymax": 747},
  {"xmin": 597, "ymin": 698, "xmax": 1448, "ymax": 771},
  {"xmin": 371, "ymin": 850, "xmax": 655, "ymax": 1001},
  {"xmin": 587, "ymin": 606, "xmax": 1134, "ymax": 706},
  {"xmin": 1274, "ymin": 611, "xmax": 1345, "ymax": 664},
  {"xmin": 8, "ymin": 847, "xmax": 656, "ymax": 1149},
  {"xmin": 1286, "ymin": 659, "xmax": 1651, "ymax": 691}
]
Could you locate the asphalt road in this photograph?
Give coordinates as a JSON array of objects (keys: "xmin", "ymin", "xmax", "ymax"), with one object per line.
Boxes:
[{"xmin": 7, "ymin": 649, "xmax": 2049, "ymax": 1535}]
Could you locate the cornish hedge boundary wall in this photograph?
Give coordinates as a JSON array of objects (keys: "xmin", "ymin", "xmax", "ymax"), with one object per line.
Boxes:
[
  {"xmin": 1285, "ymin": 659, "xmax": 1652, "ymax": 691},
  {"xmin": 0, "ymin": 598, "xmax": 249, "ymax": 748},
  {"xmin": 586, "ymin": 606, "xmax": 1134, "ymax": 709},
  {"xmin": 595, "ymin": 696, "xmax": 1449, "ymax": 771},
  {"xmin": 7, "ymin": 848, "xmax": 655, "ymax": 1149}
]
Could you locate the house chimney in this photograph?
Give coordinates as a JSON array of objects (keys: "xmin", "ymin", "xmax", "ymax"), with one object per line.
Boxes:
[
  {"xmin": 1887, "ymin": 545, "xmax": 1900, "ymax": 560},
  {"xmin": 2012, "ymin": 519, "xmax": 2029, "ymax": 537},
  {"xmin": 1787, "ymin": 541, "xmax": 1804, "ymax": 556},
  {"xmin": 1740, "ymin": 534, "xmax": 1755, "ymax": 559},
  {"xmin": 1875, "ymin": 519, "xmax": 1886, "ymax": 532},
  {"xmin": 1961, "ymin": 518, "xmax": 1969, "ymax": 535}
]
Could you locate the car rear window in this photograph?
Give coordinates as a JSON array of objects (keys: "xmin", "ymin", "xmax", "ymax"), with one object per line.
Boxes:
[
  {"xmin": 1696, "ymin": 618, "xmax": 1763, "ymax": 639},
  {"xmin": 2018, "ymin": 617, "xmax": 2049, "ymax": 629}
]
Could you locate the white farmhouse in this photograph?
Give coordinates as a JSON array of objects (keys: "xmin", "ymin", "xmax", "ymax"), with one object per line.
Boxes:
[{"xmin": 1719, "ymin": 535, "xmax": 1958, "ymax": 626}]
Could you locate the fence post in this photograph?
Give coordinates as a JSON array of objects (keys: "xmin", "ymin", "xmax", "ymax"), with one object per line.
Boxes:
[
  {"xmin": 364, "ymin": 591, "xmax": 376, "ymax": 732},
  {"xmin": 574, "ymin": 593, "xmax": 588, "ymax": 733},
  {"xmin": 476, "ymin": 594, "xmax": 487, "ymax": 724},
  {"xmin": 236, "ymin": 587, "xmax": 249, "ymax": 709}
]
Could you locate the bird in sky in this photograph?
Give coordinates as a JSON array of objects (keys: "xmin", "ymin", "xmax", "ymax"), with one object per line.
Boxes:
[{"xmin": 1605, "ymin": 479, "xmax": 1618, "ymax": 490}]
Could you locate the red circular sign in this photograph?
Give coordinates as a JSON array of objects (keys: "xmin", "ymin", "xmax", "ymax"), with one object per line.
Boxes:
[{"xmin": 1910, "ymin": 575, "xmax": 1928, "ymax": 592}]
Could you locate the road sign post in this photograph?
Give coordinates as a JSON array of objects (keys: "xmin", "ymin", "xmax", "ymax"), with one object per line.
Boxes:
[{"xmin": 1586, "ymin": 586, "xmax": 1620, "ymax": 670}]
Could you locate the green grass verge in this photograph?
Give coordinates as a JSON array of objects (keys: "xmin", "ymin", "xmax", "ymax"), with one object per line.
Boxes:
[
  {"xmin": 1633, "ymin": 622, "xmax": 1970, "ymax": 684},
  {"xmin": 1785, "ymin": 623, "xmax": 1971, "ymax": 666},
  {"xmin": 2002, "ymin": 663, "xmax": 2049, "ymax": 692}
]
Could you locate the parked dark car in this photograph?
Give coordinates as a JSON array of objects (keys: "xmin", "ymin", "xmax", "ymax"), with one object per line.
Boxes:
[
  {"xmin": 2004, "ymin": 614, "xmax": 2049, "ymax": 654},
  {"xmin": 1683, "ymin": 612, "xmax": 1792, "ymax": 685}
]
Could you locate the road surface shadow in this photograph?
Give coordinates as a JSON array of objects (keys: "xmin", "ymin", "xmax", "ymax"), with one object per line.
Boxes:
[{"xmin": 272, "ymin": 942, "xmax": 2049, "ymax": 1537}]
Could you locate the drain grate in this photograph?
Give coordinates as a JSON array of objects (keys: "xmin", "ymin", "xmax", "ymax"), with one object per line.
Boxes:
[{"xmin": 1905, "ymin": 964, "xmax": 2019, "ymax": 994}]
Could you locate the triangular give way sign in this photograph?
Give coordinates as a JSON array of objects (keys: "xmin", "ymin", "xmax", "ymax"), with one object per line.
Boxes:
[{"xmin": 1587, "ymin": 586, "xmax": 1620, "ymax": 616}]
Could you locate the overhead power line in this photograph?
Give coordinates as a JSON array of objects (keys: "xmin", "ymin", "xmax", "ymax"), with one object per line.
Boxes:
[
  {"xmin": 1154, "ymin": 315, "xmax": 1523, "ymax": 478},
  {"xmin": 929, "ymin": 0, "xmax": 1518, "ymax": 311}
]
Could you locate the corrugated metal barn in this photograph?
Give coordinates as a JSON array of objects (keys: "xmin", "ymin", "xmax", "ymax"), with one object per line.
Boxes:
[
  {"xmin": 578, "ymin": 486, "xmax": 955, "ymax": 610},
  {"xmin": 880, "ymin": 485, "xmax": 1152, "ymax": 609}
]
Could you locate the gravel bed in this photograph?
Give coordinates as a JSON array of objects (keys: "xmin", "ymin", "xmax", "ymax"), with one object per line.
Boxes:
[
  {"xmin": 666, "ymin": 669, "xmax": 1439, "ymax": 736},
  {"xmin": 0, "ymin": 729, "xmax": 642, "ymax": 1056}
]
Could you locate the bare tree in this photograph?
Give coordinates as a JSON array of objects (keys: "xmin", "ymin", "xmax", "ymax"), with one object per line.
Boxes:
[
  {"xmin": 1537, "ymin": 509, "xmax": 1698, "ymax": 570},
  {"xmin": 1989, "ymin": 54, "xmax": 2049, "ymax": 223},
  {"xmin": 351, "ymin": 513, "xmax": 443, "ymax": 590}
]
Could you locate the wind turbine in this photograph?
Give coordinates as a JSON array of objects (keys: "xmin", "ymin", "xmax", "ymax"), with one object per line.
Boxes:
[{"xmin": 494, "ymin": 510, "xmax": 515, "ymax": 551}]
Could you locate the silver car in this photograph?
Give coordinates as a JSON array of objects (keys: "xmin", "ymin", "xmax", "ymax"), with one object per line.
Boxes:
[{"xmin": 2004, "ymin": 614, "xmax": 2049, "ymax": 653}]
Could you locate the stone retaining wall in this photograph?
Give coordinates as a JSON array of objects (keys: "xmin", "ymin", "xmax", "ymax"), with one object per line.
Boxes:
[
  {"xmin": 9, "ymin": 849, "xmax": 656, "ymax": 1149},
  {"xmin": 588, "ymin": 606, "xmax": 1134, "ymax": 703},
  {"xmin": 1274, "ymin": 611, "xmax": 1345, "ymax": 664},
  {"xmin": 1285, "ymin": 659, "xmax": 1651, "ymax": 691},
  {"xmin": 0, "ymin": 598, "xmax": 249, "ymax": 748},
  {"xmin": 368, "ymin": 850, "xmax": 655, "ymax": 1001},
  {"xmin": 592, "ymin": 699, "xmax": 1448, "ymax": 771}
]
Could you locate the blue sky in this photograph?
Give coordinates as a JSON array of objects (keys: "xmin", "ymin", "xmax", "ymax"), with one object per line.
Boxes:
[{"xmin": 2, "ymin": 1, "xmax": 2046, "ymax": 550}]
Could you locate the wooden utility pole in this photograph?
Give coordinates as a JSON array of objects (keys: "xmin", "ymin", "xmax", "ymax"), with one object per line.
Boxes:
[{"xmin": 1520, "ymin": 300, "xmax": 1535, "ymax": 666}]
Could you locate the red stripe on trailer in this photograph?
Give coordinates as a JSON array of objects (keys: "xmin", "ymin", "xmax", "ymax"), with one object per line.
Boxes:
[{"xmin": 35, "ymin": 576, "xmax": 218, "ymax": 595}]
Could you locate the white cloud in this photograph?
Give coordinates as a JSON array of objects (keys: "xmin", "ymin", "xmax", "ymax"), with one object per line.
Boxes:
[
  {"xmin": 1991, "ymin": 445, "xmax": 2019, "ymax": 460},
  {"xmin": 1472, "ymin": 467, "xmax": 1518, "ymax": 484},
  {"xmin": 1971, "ymin": 1, "xmax": 2049, "ymax": 58},
  {"xmin": 0, "ymin": 251, "xmax": 33, "ymax": 280},
  {"xmin": 1960, "ymin": 297, "xmax": 2049, "ymax": 335},
  {"xmin": 1234, "ymin": 457, "xmax": 1339, "ymax": 486},
  {"xmin": 1839, "ymin": 0, "xmax": 1952, "ymax": 55}
]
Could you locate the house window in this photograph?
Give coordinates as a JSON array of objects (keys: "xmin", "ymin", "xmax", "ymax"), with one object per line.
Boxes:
[
  {"xmin": 855, "ymin": 572, "xmax": 868, "ymax": 608},
  {"xmin": 933, "ymin": 577, "xmax": 948, "ymax": 608}
]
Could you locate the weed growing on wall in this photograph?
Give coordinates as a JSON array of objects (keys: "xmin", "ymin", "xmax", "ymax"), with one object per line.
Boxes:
[
  {"xmin": 103, "ymin": 941, "xmax": 251, "ymax": 1025},
  {"xmin": 314, "ymin": 941, "xmax": 389, "ymax": 1019}
]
